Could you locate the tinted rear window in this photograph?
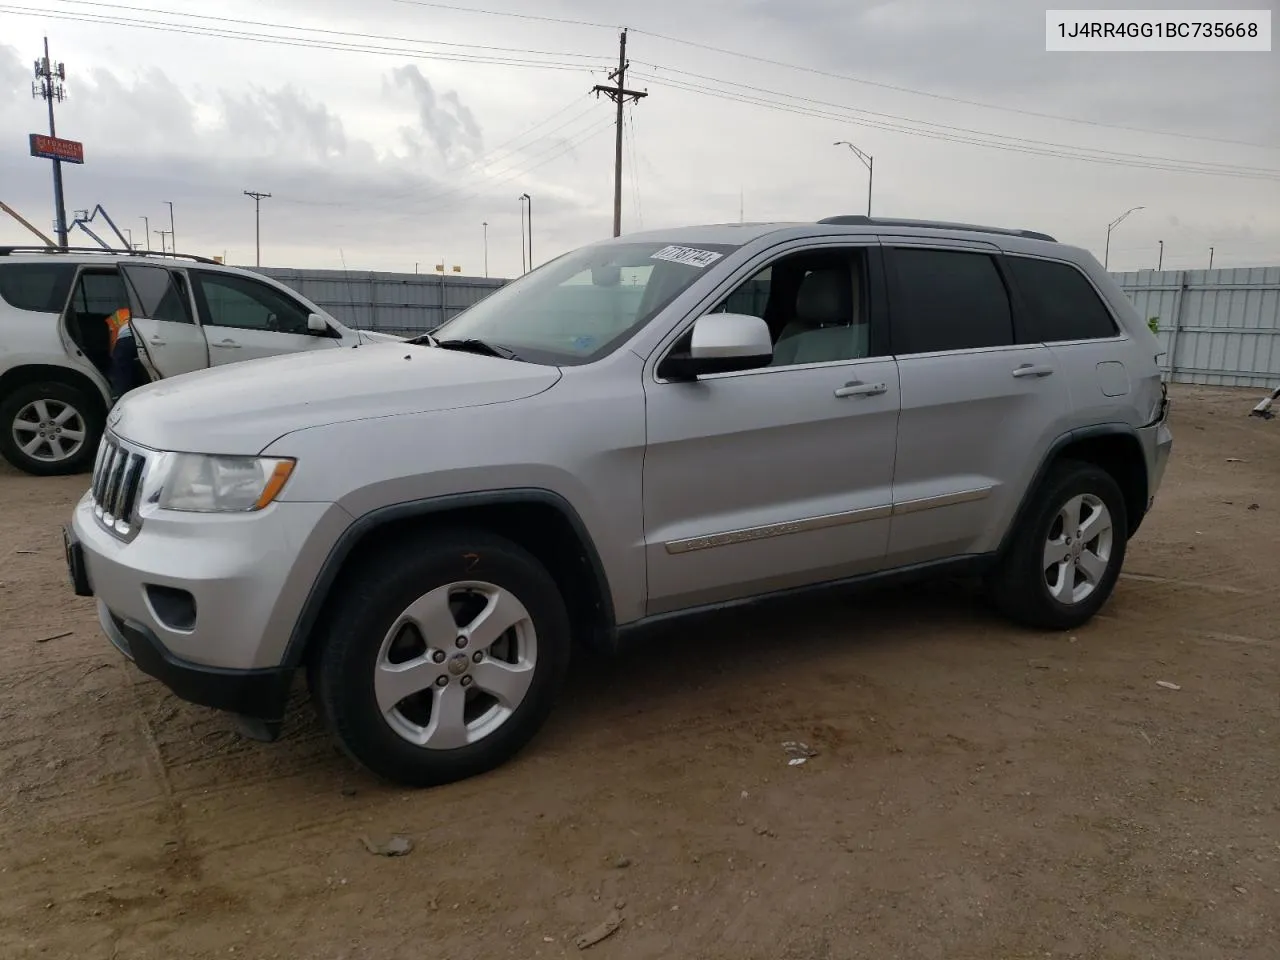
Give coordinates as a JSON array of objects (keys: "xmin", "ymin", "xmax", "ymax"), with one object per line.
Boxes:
[
  {"xmin": 1004, "ymin": 256, "xmax": 1118, "ymax": 342},
  {"xmin": 0, "ymin": 263, "xmax": 77, "ymax": 313},
  {"xmin": 888, "ymin": 248, "xmax": 1014, "ymax": 354}
]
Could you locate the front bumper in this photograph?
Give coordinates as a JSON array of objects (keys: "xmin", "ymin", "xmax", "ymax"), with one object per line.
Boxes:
[
  {"xmin": 69, "ymin": 489, "xmax": 351, "ymax": 716},
  {"xmin": 97, "ymin": 599, "xmax": 293, "ymax": 720}
]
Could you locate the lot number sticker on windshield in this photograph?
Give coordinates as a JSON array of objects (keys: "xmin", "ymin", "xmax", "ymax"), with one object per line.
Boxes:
[{"xmin": 651, "ymin": 245, "xmax": 724, "ymax": 269}]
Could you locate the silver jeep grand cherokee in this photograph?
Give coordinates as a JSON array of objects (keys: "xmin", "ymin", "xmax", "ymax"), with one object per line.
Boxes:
[{"xmin": 65, "ymin": 216, "xmax": 1173, "ymax": 788}]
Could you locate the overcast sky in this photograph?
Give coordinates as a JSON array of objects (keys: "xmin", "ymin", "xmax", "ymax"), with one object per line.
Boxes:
[{"xmin": 1, "ymin": 0, "xmax": 1277, "ymax": 277}]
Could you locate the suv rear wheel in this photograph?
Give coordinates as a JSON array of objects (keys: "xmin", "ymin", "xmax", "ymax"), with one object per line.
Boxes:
[
  {"xmin": 987, "ymin": 460, "xmax": 1129, "ymax": 630},
  {"xmin": 0, "ymin": 381, "xmax": 104, "ymax": 476},
  {"xmin": 309, "ymin": 529, "xmax": 572, "ymax": 787}
]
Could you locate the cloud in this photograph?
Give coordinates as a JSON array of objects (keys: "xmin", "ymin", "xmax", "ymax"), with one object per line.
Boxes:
[{"xmin": 390, "ymin": 65, "xmax": 484, "ymax": 165}]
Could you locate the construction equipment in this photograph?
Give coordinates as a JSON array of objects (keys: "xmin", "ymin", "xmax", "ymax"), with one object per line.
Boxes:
[{"xmin": 67, "ymin": 204, "xmax": 130, "ymax": 249}]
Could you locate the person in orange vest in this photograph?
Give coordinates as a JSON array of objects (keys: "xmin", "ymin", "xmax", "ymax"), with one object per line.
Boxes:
[{"xmin": 105, "ymin": 306, "xmax": 147, "ymax": 398}]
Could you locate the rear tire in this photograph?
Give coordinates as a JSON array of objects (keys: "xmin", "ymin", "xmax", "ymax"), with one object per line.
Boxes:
[
  {"xmin": 0, "ymin": 381, "xmax": 104, "ymax": 476},
  {"xmin": 986, "ymin": 460, "xmax": 1128, "ymax": 630},
  {"xmin": 310, "ymin": 528, "xmax": 572, "ymax": 788}
]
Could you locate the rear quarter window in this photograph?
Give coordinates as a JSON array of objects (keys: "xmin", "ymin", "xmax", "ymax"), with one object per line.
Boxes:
[
  {"xmin": 0, "ymin": 262, "xmax": 78, "ymax": 313},
  {"xmin": 1004, "ymin": 256, "xmax": 1119, "ymax": 342}
]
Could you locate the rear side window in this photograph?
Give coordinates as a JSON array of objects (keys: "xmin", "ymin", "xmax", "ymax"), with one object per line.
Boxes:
[
  {"xmin": 888, "ymin": 248, "xmax": 1013, "ymax": 354},
  {"xmin": 1004, "ymin": 256, "xmax": 1118, "ymax": 342},
  {"xmin": 0, "ymin": 263, "xmax": 77, "ymax": 313}
]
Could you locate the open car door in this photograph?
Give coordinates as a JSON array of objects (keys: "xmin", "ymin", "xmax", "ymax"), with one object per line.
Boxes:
[{"xmin": 117, "ymin": 264, "xmax": 210, "ymax": 379}]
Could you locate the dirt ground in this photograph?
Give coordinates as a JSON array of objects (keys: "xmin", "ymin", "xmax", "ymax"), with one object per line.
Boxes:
[{"xmin": 0, "ymin": 384, "xmax": 1277, "ymax": 960}]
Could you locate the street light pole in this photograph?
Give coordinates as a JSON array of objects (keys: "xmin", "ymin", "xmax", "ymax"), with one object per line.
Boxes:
[
  {"xmin": 1104, "ymin": 205, "xmax": 1145, "ymax": 270},
  {"xmin": 1157, "ymin": 240, "xmax": 1164, "ymax": 271},
  {"xmin": 522, "ymin": 193, "xmax": 532, "ymax": 269},
  {"xmin": 519, "ymin": 196, "xmax": 527, "ymax": 274},
  {"xmin": 483, "ymin": 221, "xmax": 489, "ymax": 278},
  {"xmin": 165, "ymin": 201, "xmax": 175, "ymax": 253},
  {"xmin": 1209, "ymin": 246, "xmax": 1215, "ymax": 270},
  {"xmin": 834, "ymin": 140, "xmax": 874, "ymax": 216},
  {"xmin": 141, "ymin": 216, "xmax": 150, "ymax": 251}
]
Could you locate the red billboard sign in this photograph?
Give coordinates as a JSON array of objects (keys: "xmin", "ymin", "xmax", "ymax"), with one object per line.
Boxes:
[{"xmin": 29, "ymin": 133, "xmax": 84, "ymax": 164}]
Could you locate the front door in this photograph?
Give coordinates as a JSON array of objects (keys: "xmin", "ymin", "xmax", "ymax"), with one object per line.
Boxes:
[
  {"xmin": 117, "ymin": 264, "xmax": 210, "ymax": 378},
  {"xmin": 189, "ymin": 270, "xmax": 342, "ymax": 364},
  {"xmin": 882, "ymin": 243, "xmax": 1073, "ymax": 567},
  {"xmin": 642, "ymin": 243, "xmax": 901, "ymax": 615}
]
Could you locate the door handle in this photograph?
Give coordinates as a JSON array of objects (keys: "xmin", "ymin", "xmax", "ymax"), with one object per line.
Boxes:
[
  {"xmin": 1012, "ymin": 364, "xmax": 1054, "ymax": 378},
  {"xmin": 834, "ymin": 381, "xmax": 888, "ymax": 399},
  {"xmin": 147, "ymin": 337, "xmax": 166, "ymax": 346},
  {"xmin": 215, "ymin": 339, "xmax": 241, "ymax": 348}
]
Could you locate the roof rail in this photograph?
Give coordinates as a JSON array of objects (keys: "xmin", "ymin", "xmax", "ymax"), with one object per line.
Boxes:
[
  {"xmin": 817, "ymin": 215, "xmax": 1057, "ymax": 243},
  {"xmin": 0, "ymin": 245, "xmax": 222, "ymax": 264}
]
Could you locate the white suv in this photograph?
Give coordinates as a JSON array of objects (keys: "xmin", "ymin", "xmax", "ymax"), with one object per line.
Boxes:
[{"xmin": 0, "ymin": 247, "xmax": 401, "ymax": 476}]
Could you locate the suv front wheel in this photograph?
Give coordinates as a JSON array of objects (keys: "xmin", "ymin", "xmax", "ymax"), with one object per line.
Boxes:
[
  {"xmin": 309, "ymin": 528, "xmax": 572, "ymax": 787},
  {"xmin": 0, "ymin": 381, "xmax": 105, "ymax": 476},
  {"xmin": 987, "ymin": 460, "xmax": 1129, "ymax": 630}
]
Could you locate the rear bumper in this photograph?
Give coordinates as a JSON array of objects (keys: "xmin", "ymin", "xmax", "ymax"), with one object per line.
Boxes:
[
  {"xmin": 1138, "ymin": 414, "xmax": 1174, "ymax": 512},
  {"xmin": 98, "ymin": 600, "xmax": 293, "ymax": 720}
]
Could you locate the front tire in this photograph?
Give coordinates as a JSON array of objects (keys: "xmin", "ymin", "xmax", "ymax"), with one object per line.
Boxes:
[
  {"xmin": 310, "ymin": 529, "xmax": 572, "ymax": 787},
  {"xmin": 0, "ymin": 381, "xmax": 104, "ymax": 476},
  {"xmin": 987, "ymin": 460, "xmax": 1129, "ymax": 630}
]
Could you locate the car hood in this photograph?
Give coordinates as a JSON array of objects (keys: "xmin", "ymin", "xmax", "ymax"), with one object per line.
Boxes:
[
  {"xmin": 109, "ymin": 342, "xmax": 562, "ymax": 454},
  {"xmin": 357, "ymin": 328, "xmax": 405, "ymax": 344}
]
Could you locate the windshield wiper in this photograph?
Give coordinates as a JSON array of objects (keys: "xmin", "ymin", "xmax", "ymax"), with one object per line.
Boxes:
[
  {"xmin": 407, "ymin": 332, "xmax": 439, "ymax": 346},
  {"xmin": 434, "ymin": 338, "xmax": 521, "ymax": 361}
]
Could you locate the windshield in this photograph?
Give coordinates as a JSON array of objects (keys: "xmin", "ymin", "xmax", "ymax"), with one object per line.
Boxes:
[{"xmin": 431, "ymin": 240, "xmax": 741, "ymax": 365}]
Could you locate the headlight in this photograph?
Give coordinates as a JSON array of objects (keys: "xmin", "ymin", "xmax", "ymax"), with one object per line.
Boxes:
[{"xmin": 156, "ymin": 454, "xmax": 295, "ymax": 513}]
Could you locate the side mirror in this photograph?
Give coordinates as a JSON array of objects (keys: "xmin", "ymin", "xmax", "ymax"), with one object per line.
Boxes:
[
  {"xmin": 307, "ymin": 313, "xmax": 329, "ymax": 334},
  {"xmin": 658, "ymin": 313, "xmax": 773, "ymax": 381}
]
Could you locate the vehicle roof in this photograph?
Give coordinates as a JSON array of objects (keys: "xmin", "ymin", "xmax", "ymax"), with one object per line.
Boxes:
[{"xmin": 606, "ymin": 216, "xmax": 1066, "ymax": 256}]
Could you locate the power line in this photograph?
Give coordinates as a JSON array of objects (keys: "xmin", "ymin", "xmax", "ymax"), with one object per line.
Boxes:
[
  {"xmin": 46, "ymin": 0, "xmax": 606, "ymax": 61},
  {"xmin": 383, "ymin": 0, "xmax": 1276, "ymax": 149},
  {"xmin": 390, "ymin": 0, "xmax": 618, "ymax": 31},
  {"xmin": 628, "ymin": 29, "xmax": 1280, "ymax": 151},
  {"xmin": 0, "ymin": 5, "xmax": 604, "ymax": 72},
  {"xmin": 630, "ymin": 71, "xmax": 1280, "ymax": 183},
  {"xmin": 631, "ymin": 64, "xmax": 1280, "ymax": 178}
]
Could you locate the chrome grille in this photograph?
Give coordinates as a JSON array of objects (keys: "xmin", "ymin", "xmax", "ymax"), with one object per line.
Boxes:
[{"xmin": 90, "ymin": 433, "xmax": 148, "ymax": 540}]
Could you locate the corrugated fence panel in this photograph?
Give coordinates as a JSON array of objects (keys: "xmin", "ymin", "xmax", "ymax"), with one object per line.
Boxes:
[
  {"xmin": 246, "ymin": 267, "xmax": 508, "ymax": 335},
  {"xmin": 1113, "ymin": 266, "xmax": 1279, "ymax": 388},
  {"xmin": 243, "ymin": 263, "xmax": 1277, "ymax": 388}
]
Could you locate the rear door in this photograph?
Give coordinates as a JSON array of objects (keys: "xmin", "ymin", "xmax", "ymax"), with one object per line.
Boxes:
[
  {"xmin": 883, "ymin": 242, "xmax": 1073, "ymax": 566},
  {"xmin": 117, "ymin": 264, "xmax": 210, "ymax": 378},
  {"xmin": 189, "ymin": 270, "xmax": 343, "ymax": 364},
  {"xmin": 1001, "ymin": 253, "xmax": 1139, "ymax": 423}
]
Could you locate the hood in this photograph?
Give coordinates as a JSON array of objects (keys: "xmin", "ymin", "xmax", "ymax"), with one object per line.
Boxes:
[
  {"xmin": 109, "ymin": 342, "xmax": 562, "ymax": 454},
  {"xmin": 357, "ymin": 328, "xmax": 405, "ymax": 344}
]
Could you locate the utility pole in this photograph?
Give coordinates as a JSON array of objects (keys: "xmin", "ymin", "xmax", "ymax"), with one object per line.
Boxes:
[
  {"xmin": 141, "ymin": 216, "xmax": 150, "ymax": 250},
  {"xmin": 157, "ymin": 229, "xmax": 172, "ymax": 254},
  {"xmin": 165, "ymin": 200, "xmax": 175, "ymax": 252},
  {"xmin": 32, "ymin": 37, "xmax": 69, "ymax": 249},
  {"xmin": 1157, "ymin": 240, "xmax": 1164, "ymax": 271},
  {"xmin": 243, "ymin": 191, "xmax": 271, "ymax": 267},
  {"xmin": 593, "ymin": 29, "xmax": 648, "ymax": 238},
  {"xmin": 483, "ymin": 221, "xmax": 489, "ymax": 278}
]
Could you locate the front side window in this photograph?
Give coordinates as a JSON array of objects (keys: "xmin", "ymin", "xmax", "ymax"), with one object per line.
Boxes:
[
  {"xmin": 0, "ymin": 262, "xmax": 77, "ymax": 313},
  {"xmin": 702, "ymin": 248, "xmax": 876, "ymax": 367},
  {"xmin": 1004, "ymin": 256, "xmax": 1118, "ymax": 343},
  {"xmin": 888, "ymin": 248, "xmax": 1014, "ymax": 354},
  {"xmin": 192, "ymin": 272, "xmax": 313, "ymax": 334},
  {"xmin": 120, "ymin": 265, "xmax": 195, "ymax": 324},
  {"xmin": 432, "ymin": 240, "xmax": 742, "ymax": 365}
]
